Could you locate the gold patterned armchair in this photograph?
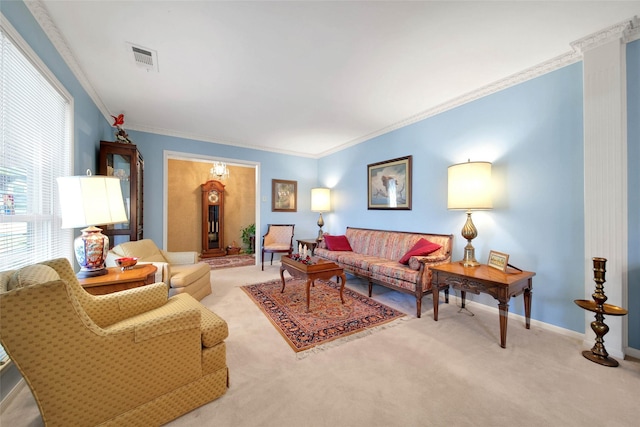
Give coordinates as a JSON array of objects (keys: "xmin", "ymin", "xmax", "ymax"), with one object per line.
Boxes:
[
  {"xmin": 261, "ymin": 224, "xmax": 295, "ymax": 270},
  {"xmin": 0, "ymin": 258, "xmax": 228, "ymax": 427}
]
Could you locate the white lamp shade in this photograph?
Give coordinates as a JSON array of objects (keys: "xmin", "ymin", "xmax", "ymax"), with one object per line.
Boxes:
[
  {"xmin": 57, "ymin": 175, "xmax": 128, "ymax": 228},
  {"xmin": 447, "ymin": 161, "xmax": 493, "ymax": 210},
  {"xmin": 311, "ymin": 188, "xmax": 331, "ymax": 212}
]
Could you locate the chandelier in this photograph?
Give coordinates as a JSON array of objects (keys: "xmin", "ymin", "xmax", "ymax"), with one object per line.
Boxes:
[{"xmin": 209, "ymin": 161, "xmax": 230, "ymax": 180}]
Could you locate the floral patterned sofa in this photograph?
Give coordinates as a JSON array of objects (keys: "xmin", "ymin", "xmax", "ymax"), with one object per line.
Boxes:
[{"xmin": 315, "ymin": 227, "xmax": 453, "ymax": 317}]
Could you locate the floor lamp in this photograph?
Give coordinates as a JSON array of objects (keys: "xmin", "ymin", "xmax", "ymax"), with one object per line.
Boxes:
[
  {"xmin": 447, "ymin": 160, "xmax": 492, "ymax": 267},
  {"xmin": 311, "ymin": 188, "xmax": 331, "ymax": 241},
  {"xmin": 57, "ymin": 172, "xmax": 128, "ymax": 277}
]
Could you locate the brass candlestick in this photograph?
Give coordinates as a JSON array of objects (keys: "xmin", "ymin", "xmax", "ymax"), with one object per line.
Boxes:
[{"xmin": 574, "ymin": 257, "xmax": 628, "ymax": 367}]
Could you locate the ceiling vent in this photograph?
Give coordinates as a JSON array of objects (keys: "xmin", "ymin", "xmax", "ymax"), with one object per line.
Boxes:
[{"xmin": 127, "ymin": 43, "xmax": 159, "ymax": 72}]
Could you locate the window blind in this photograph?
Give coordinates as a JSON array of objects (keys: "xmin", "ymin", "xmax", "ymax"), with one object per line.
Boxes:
[{"xmin": 0, "ymin": 19, "xmax": 73, "ymax": 271}]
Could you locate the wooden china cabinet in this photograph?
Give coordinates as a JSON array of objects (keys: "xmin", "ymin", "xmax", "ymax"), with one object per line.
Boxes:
[
  {"xmin": 99, "ymin": 140, "xmax": 144, "ymax": 248},
  {"xmin": 201, "ymin": 180, "xmax": 226, "ymax": 257}
]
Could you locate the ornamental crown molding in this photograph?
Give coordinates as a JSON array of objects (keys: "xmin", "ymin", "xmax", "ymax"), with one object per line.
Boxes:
[
  {"xmin": 24, "ymin": 0, "xmax": 110, "ymax": 118},
  {"xmin": 320, "ymin": 49, "xmax": 582, "ymax": 158},
  {"xmin": 20, "ymin": 2, "xmax": 640, "ymax": 158},
  {"xmin": 571, "ymin": 16, "xmax": 639, "ymax": 53},
  {"xmin": 320, "ymin": 16, "xmax": 639, "ymax": 158}
]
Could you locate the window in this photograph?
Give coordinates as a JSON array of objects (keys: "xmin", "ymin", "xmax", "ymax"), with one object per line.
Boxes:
[{"xmin": 0, "ymin": 17, "xmax": 73, "ymax": 272}]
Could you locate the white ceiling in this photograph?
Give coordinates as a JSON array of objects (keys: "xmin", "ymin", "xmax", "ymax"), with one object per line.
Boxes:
[{"xmin": 31, "ymin": 1, "xmax": 640, "ymax": 157}]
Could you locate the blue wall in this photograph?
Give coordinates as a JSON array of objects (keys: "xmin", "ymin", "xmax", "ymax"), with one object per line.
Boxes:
[
  {"xmin": 319, "ymin": 64, "xmax": 586, "ymax": 331},
  {"xmin": 3, "ymin": 0, "xmax": 636, "ymax": 338},
  {"xmin": 628, "ymin": 39, "xmax": 640, "ymax": 349}
]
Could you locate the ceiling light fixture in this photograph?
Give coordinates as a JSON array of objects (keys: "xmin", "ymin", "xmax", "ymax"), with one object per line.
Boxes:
[{"xmin": 209, "ymin": 161, "xmax": 230, "ymax": 181}]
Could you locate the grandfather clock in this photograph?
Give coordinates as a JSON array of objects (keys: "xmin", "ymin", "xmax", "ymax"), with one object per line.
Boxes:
[{"xmin": 201, "ymin": 180, "xmax": 226, "ymax": 257}]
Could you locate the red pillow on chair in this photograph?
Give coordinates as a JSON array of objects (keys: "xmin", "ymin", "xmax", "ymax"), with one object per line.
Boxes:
[
  {"xmin": 323, "ymin": 235, "xmax": 353, "ymax": 251},
  {"xmin": 399, "ymin": 238, "xmax": 441, "ymax": 264}
]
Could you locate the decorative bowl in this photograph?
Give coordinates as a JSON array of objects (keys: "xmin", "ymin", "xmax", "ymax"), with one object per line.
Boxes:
[{"xmin": 115, "ymin": 257, "xmax": 138, "ymax": 271}]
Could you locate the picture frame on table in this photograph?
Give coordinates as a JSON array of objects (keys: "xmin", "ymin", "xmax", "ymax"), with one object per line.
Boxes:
[
  {"xmin": 487, "ymin": 250, "xmax": 509, "ymax": 272},
  {"xmin": 367, "ymin": 155, "xmax": 412, "ymax": 210},
  {"xmin": 272, "ymin": 179, "xmax": 297, "ymax": 212}
]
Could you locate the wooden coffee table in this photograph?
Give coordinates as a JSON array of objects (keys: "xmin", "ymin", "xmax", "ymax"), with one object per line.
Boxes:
[{"xmin": 280, "ymin": 256, "xmax": 346, "ymax": 312}]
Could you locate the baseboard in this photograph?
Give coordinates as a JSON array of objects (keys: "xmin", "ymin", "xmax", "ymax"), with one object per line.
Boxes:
[
  {"xmin": 625, "ymin": 346, "xmax": 640, "ymax": 359},
  {"xmin": 446, "ymin": 295, "xmax": 640, "ymax": 360},
  {"xmin": 0, "ymin": 377, "xmax": 26, "ymax": 415},
  {"xmin": 453, "ymin": 296, "xmax": 583, "ymax": 338}
]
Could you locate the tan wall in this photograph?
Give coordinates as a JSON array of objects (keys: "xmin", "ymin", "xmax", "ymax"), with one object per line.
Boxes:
[{"xmin": 167, "ymin": 159, "xmax": 255, "ymax": 253}]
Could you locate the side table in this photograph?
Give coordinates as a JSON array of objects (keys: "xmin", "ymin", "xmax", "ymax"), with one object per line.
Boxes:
[
  {"xmin": 431, "ymin": 263, "xmax": 535, "ymax": 348},
  {"xmin": 78, "ymin": 264, "xmax": 158, "ymax": 295},
  {"xmin": 296, "ymin": 238, "xmax": 319, "ymax": 256}
]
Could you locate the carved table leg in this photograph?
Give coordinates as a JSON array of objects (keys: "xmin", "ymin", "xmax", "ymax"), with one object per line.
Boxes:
[
  {"xmin": 432, "ymin": 285, "xmax": 440, "ymax": 321},
  {"xmin": 498, "ymin": 301, "xmax": 509, "ymax": 348},
  {"xmin": 524, "ymin": 285, "xmax": 532, "ymax": 330},
  {"xmin": 338, "ymin": 273, "xmax": 346, "ymax": 304},
  {"xmin": 460, "ymin": 290, "xmax": 466, "ymax": 309},
  {"xmin": 280, "ymin": 266, "xmax": 286, "ymax": 292},
  {"xmin": 305, "ymin": 279, "xmax": 312, "ymax": 312}
]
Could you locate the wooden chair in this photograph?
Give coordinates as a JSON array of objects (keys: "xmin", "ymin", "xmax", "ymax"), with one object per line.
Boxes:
[{"xmin": 261, "ymin": 224, "xmax": 295, "ymax": 270}]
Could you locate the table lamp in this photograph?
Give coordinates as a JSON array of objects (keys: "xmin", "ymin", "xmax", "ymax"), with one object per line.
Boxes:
[
  {"xmin": 57, "ymin": 172, "xmax": 128, "ymax": 277},
  {"xmin": 448, "ymin": 160, "xmax": 492, "ymax": 267},
  {"xmin": 311, "ymin": 188, "xmax": 331, "ymax": 241}
]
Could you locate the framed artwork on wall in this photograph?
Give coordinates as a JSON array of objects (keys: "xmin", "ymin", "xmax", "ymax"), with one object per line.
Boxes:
[
  {"xmin": 272, "ymin": 179, "xmax": 297, "ymax": 212},
  {"xmin": 367, "ymin": 155, "xmax": 412, "ymax": 210}
]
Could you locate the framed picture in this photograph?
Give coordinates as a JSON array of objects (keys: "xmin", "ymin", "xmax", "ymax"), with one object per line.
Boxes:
[
  {"xmin": 272, "ymin": 179, "xmax": 297, "ymax": 212},
  {"xmin": 367, "ymin": 155, "xmax": 412, "ymax": 210},
  {"xmin": 487, "ymin": 250, "xmax": 509, "ymax": 272}
]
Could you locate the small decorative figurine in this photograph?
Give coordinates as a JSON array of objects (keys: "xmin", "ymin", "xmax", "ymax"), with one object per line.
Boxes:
[{"xmin": 111, "ymin": 113, "xmax": 133, "ymax": 144}]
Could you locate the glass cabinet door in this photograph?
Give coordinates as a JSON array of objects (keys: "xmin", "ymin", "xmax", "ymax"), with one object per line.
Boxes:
[
  {"xmin": 106, "ymin": 151, "xmax": 132, "ymax": 231},
  {"xmin": 99, "ymin": 141, "xmax": 143, "ymax": 247}
]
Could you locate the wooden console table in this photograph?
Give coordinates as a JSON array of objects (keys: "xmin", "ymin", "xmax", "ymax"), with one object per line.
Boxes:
[
  {"xmin": 78, "ymin": 264, "xmax": 158, "ymax": 295},
  {"xmin": 431, "ymin": 263, "xmax": 535, "ymax": 348}
]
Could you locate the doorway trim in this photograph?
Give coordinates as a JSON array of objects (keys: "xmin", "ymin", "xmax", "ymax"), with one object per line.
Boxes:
[{"xmin": 163, "ymin": 150, "xmax": 260, "ymax": 265}]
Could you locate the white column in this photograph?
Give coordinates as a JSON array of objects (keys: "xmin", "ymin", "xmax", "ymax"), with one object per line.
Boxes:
[{"xmin": 576, "ymin": 21, "xmax": 633, "ymax": 358}]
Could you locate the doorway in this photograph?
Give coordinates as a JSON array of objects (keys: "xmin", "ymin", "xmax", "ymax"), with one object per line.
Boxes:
[{"xmin": 163, "ymin": 151, "xmax": 260, "ymax": 261}]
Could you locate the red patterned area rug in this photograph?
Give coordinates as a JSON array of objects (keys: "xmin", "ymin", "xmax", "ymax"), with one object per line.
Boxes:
[
  {"xmin": 200, "ymin": 254, "xmax": 255, "ymax": 270},
  {"xmin": 241, "ymin": 278, "xmax": 406, "ymax": 353}
]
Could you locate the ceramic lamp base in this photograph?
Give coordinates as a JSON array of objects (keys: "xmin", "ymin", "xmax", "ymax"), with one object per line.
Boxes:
[{"xmin": 74, "ymin": 225, "xmax": 109, "ymax": 278}]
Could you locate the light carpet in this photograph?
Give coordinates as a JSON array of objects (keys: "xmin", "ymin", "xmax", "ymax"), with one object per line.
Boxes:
[
  {"xmin": 2, "ymin": 262, "xmax": 640, "ymax": 427},
  {"xmin": 241, "ymin": 277, "xmax": 405, "ymax": 353}
]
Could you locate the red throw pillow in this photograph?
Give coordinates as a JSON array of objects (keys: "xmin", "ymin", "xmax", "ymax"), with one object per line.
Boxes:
[
  {"xmin": 324, "ymin": 235, "xmax": 353, "ymax": 251},
  {"xmin": 399, "ymin": 238, "xmax": 441, "ymax": 264}
]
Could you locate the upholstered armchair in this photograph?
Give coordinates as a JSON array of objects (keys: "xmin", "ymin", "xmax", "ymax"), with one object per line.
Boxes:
[
  {"xmin": 261, "ymin": 224, "xmax": 295, "ymax": 270},
  {"xmin": 106, "ymin": 239, "xmax": 211, "ymax": 300},
  {"xmin": 0, "ymin": 258, "xmax": 228, "ymax": 427}
]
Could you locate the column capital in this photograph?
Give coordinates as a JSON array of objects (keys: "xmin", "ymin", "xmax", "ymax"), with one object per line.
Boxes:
[{"xmin": 571, "ymin": 16, "xmax": 639, "ymax": 54}]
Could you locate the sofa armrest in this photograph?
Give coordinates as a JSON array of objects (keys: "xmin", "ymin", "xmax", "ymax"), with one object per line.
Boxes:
[
  {"xmin": 161, "ymin": 250, "xmax": 199, "ymax": 265},
  {"xmin": 415, "ymin": 254, "xmax": 450, "ymax": 264},
  {"xmin": 89, "ymin": 282, "xmax": 169, "ymax": 327},
  {"xmin": 137, "ymin": 261, "xmax": 170, "ymax": 285},
  {"xmin": 408, "ymin": 254, "xmax": 451, "ymax": 271}
]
